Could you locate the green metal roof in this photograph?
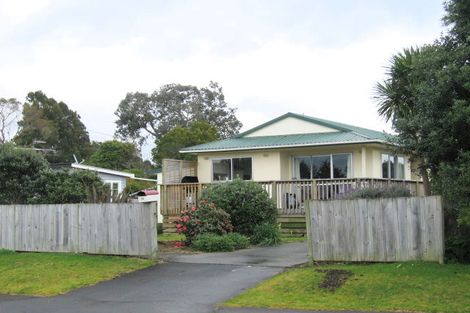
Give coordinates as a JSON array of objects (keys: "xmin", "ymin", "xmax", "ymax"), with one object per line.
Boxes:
[{"xmin": 181, "ymin": 112, "xmax": 390, "ymax": 153}]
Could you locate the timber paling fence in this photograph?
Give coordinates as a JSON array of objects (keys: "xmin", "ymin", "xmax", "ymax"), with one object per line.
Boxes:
[
  {"xmin": 306, "ymin": 196, "xmax": 444, "ymax": 263},
  {"xmin": 0, "ymin": 203, "xmax": 158, "ymax": 257}
]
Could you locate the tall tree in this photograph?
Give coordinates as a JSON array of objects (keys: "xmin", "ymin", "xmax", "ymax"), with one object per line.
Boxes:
[
  {"xmin": 87, "ymin": 140, "xmax": 141, "ymax": 171},
  {"xmin": 115, "ymin": 82, "xmax": 242, "ymax": 143},
  {"xmin": 152, "ymin": 121, "xmax": 219, "ymax": 165},
  {"xmin": 0, "ymin": 98, "xmax": 21, "ymax": 144},
  {"xmin": 375, "ymin": 0, "xmax": 470, "ymax": 232},
  {"xmin": 14, "ymin": 91, "xmax": 91, "ymax": 163}
]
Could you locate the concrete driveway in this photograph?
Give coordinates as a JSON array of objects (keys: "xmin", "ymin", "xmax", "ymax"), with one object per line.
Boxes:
[
  {"xmin": 0, "ymin": 243, "xmax": 308, "ymax": 313},
  {"xmin": 161, "ymin": 242, "xmax": 309, "ymax": 267}
]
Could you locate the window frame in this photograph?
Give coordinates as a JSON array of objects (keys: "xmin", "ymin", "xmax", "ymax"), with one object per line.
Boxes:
[
  {"xmin": 381, "ymin": 153, "xmax": 406, "ymax": 179},
  {"xmin": 292, "ymin": 153, "xmax": 353, "ymax": 179},
  {"xmin": 211, "ymin": 156, "xmax": 253, "ymax": 182},
  {"xmin": 104, "ymin": 180, "xmax": 122, "ymax": 197}
]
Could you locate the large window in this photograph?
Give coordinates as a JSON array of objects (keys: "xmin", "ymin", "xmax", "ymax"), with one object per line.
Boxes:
[
  {"xmin": 382, "ymin": 154, "xmax": 405, "ymax": 179},
  {"xmin": 212, "ymin": 157, "xmax": 252, "ymax": 181},
  {"xmin": 294, "ymin": 154, "xmax": 352, "ymax": 179}
]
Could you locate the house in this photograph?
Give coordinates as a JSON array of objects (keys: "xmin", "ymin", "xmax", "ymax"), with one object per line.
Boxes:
[
  {"xmin": 71, "ymin": 163, "xmax": 158, "ymax": 196},
  {"xmin": 179, "ymin": 112, "xmax": 419, "ymax": 183}
]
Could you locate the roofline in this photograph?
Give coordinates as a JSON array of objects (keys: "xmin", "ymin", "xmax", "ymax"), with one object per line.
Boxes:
[
  {"xmin": 71, "ymin": 163, "xmax": 135, "ymax": 178},
  {"xmin": 180, "ymin": 139, "xmax": 391, "ymax": 154},
  {"xmin": 236, "ymin": 112, "xmax": 351, "ymax": 137}
]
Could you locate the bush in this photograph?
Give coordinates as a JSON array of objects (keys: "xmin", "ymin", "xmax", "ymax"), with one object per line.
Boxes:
[
  {"xmin": 193, "ymin": 233, "xmax": 250, "ymax": 252},
  {"xmin": 342, "ymin": 185, "xmax": 412, "ymax": 199},
  {"xmin": 200, "ymin": 179, "xmax": 278, "ymax": 236},
  {"xmin": 175, "ymin": 201, "xmax": 233, "ymax": 245},
  {"xmin": 225, "ymin": 232, "xmax": 251, "ymax": 250},
  {"xmin": 251, "ymin": 223, "xmax": 281, "ymax": 246}
]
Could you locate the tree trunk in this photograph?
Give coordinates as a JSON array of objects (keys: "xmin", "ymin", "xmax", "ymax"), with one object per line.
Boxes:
[{"xmin": 420, "ymin": 166, "xmax": 431, "ymax": 196}]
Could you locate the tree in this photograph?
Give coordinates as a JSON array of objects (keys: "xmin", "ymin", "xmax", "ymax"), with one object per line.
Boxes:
[
  {"xmin": 152, "ymin": 121, "xmax": 219, "ymax": 165},
  {"xmin": 0, "ymin": 98, "xmax": 21, "ymax": 144},
  {"xmin": 0, "ymin": 144, "xmax": 48, "ymax": 204},
  {"xmin": 14, "ymin": 91, "xmax": 91, "ymax": 163},
  {"xmin": 375, "ymin": 0, "xmax": 470, "ymax": 233},
  {"xmin": 115, "ymin": 82, "xmax": 242, "ymax": 143},
  {"xmin": 87, "ymin": 140, "xmax": 141, "ymax": 171}
]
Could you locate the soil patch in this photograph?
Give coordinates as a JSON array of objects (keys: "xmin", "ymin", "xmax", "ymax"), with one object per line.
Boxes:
[{"xmin": 316, "ymin": 269, "xmax": 353, "ymax": 292}]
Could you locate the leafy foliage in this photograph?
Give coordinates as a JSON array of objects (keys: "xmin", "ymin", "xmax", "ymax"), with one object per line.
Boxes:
[
  {"xmin": 193, "ymin": 233, "xmax": 250, "ymax": 252},
  {"xmin": 374, "ymin": 0, "xmax": 470, "ymax": 261},
  {"xmin": 342, "ymin": 185, "xmax": 411, "ymax": 200},
  {"xmin": 152, "ymin": 121, "xmax": 219, "ymax": 165},
  {"xmin": 251, "ymin": 223, "xmax": 281, "ymax": 246},
  {"xmin": 200, "ymin": 179, "xmax": 278, "ymax": 236},
  {"xmin": 0, "ymin": 144, "xmax": 107, "ymax": 204},
  {"xmin": 30, "ymin": 170, "xmax": 106, "ymax": 204},
  {"xmin": 14, "ymin": 91, "xmax": 91, "ymax": 163},
  {"xmin": 87, "ymin": 140, "xmax": 141, "ymax": 171},
  {"xmin": 175, "ymin": 201, "xmax": 233, "ymax": 245},
  {"xmin": 114, "ymin": 82, "xmax": 242, "ymax": 143},
  {"xmin": 0, "ymin": 144, "xmax": 48, "ymax": 204}
]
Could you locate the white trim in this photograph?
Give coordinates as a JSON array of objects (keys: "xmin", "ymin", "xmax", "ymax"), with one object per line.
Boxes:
[
  {"xmin": 71, "ymin": 163, "xmax": 135, "ymax": 178},
  {"xmin": 180, "ymin": 139, "xmax": 388, "ymax": 154}
]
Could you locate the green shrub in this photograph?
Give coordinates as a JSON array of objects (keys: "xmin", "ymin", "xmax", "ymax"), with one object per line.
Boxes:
[
  {"xmin": 200, "ymin": 179, "xmax": 278, "ymax": 236},
  {"xmin": 251, "ymin": 223, "xmax": 281, "ymax": 246},
  {"xmin": 193, "ymin": 233, "xmax": 250, "ymax": 252},
  {"xmin": 225, "ymin": 232, "xmax": 250, "ymax": 250},
  {"xmin": 175, "ymin": 201, "xmax": 233, "ymax": 245},
  {"xmin": 343, "ymin": 185, "xmax": 411, "ymax": 199}
]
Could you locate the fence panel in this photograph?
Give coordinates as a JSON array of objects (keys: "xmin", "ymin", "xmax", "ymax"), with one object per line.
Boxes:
[
  {"xmin": 307, "ymin": 196, "xmax": 444, "ymax": 263},
  {"xmin": 0, "ymin": 203, "xmax": 157, "ymax": 257}
]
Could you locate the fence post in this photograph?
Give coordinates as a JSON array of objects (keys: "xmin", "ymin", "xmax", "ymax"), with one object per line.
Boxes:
[{"xmin": 305, "ymin": 200, "xmax": 314, "ymax": 265}]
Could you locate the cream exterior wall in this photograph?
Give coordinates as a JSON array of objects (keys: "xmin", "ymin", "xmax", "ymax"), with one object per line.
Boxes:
[
  {"xmin": 196, "ymin": 143, "xmax": 416, "ymax": 183},
  {"xmin": 245, "ymin": 116, "xmax": 338, "ymax": 137}
]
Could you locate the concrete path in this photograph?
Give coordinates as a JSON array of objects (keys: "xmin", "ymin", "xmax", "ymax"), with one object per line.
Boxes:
[{"xmin": 161, "ymin": 242, "xmax": 309, "ymax": 267}]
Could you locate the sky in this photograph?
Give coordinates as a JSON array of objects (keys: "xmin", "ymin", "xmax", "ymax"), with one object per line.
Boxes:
[{"xmin": 0, "ymin": 0, "xmax": 445, "ymax": 160}]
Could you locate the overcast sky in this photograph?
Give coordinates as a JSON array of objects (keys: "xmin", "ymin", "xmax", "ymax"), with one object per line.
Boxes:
[{"xmin": 0, "ymin": 0, "xmax": 445, "ymax": 160}]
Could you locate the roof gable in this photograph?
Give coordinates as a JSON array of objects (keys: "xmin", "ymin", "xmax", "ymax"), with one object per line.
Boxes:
[{"xmin": 238, "ymin": 113, "xmax": 348, "ymax": 137}]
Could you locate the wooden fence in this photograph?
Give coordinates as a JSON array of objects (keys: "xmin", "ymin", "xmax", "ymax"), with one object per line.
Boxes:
[
  {"xmin": 161, "ymin": 178, "xmax": 424, "ymax": 217},
  {"xmin": 306, "ymin": 196, "xmax": 444, "ymax": 263},
  {"xmin": 0, "ymin": 203, "xmax": 158, "ymax": 257}
]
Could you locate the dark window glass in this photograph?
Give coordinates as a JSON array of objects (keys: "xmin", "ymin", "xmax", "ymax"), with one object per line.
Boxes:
[
  {"xmin": 212, "ymin": 159, "xmax": 231, "ymax": 181},
  {"xmin": 332, "ymin": 154, "xmax": 350, "ymax": 178},
  {"xmin": 312, "ymin": 155, "xmax": 331, "ymax": 179},
  {"xmin": 382, "ymin": 154, "xmax": 389, "ymax": 178},
  {"xmin": 233, "ymin": 158, "xmax": 252, "ymax": 180}
]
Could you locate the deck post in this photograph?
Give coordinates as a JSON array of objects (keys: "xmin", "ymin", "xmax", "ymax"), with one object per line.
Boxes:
[{"xmin": 271, "ymin": 181, "xmax": 278, "ymax": 209}]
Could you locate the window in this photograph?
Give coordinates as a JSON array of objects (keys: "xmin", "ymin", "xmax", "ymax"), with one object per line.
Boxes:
[
  {"xmin": 294, "ymin": 154, "xmax": 351, "ymax": 179},
  {"xmin": 104, "ymin": 181, "xmax": 121, "ymax": 197},
  {"xmin": 212, "ymin": 157, "xmax": 252, "ymax": 181},
  {"xmin": 382, "ymin": 154, "xmax": 405, "ymax": 179}
]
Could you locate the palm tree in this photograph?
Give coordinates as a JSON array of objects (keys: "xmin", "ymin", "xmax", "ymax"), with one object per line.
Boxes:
[
  {"xmin": 375, "ymin": 47, "xmax": 431, "ymax": 195},
  {"xmin": 375, "ymin": 47, "xmax": 420, "ymax": 123}
]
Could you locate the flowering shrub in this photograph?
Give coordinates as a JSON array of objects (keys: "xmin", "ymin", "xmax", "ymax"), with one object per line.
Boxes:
[{"xmin": 175, "ymin": 200, "xmax": 233, "ymax": 245}]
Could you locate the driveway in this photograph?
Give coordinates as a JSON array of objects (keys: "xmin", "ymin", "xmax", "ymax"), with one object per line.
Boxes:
[
  {"xmin": 0, "ymin": 243, "xmax": 308, "ymax": 313},
  {"xmin": 161, "ymin": 242, "xmax": 308, "ymax": 267}
]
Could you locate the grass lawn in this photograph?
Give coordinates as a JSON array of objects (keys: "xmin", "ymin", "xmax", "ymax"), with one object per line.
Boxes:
[
  {"xmin": 158, "ymin": 233, "xmax": 185, "ymax": 242},
  {"xmin": 224, "ymin": 262, "xmax": 470, "ymax": 313},
  {"xmin": 281, "ymin": 235, "xmax": 306, "ymax": 244},
  {"xmin": 0, "ymin": 249, "xmax": 154, "ymax": 296}
]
